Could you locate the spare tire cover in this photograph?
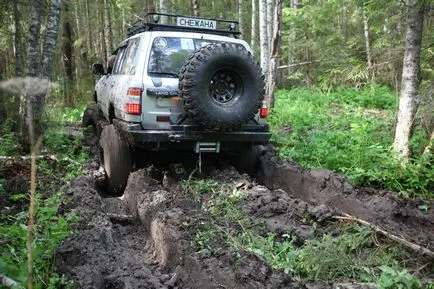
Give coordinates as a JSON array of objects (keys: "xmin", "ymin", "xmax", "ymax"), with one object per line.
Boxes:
[{"xmin": 179, "ymin": 42, "xmax": 265, "ymax": 131}]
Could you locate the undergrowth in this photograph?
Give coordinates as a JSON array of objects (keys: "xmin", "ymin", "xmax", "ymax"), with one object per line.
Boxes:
[
  {"xmin": 269, "ymin": 86, "xmax": 433, "ymax": 200},
  {"xmin": 181, "ymin": 179, "xmax": 427, "ymax": 288},
  {"xmin": 0, "ymin": 105, "xmax": 91, "ymax": 288}
]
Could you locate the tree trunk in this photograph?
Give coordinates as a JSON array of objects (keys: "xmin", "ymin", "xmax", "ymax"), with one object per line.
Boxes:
[
  {"xmin": 160, "ymin": 0, "xmax": 168, "ymax": 24},
  {"xmin": 238, "ymin": 0, "xmax": 244, "ymax": 39},
  {"xmin": 97, "ymin": 0, "xmax": 107, "ymax": 65},
  {"xmin": 193, "ymin": 0, "xmax": 199, "ymax": 16},
  {"xmin": 41, "ymin": 0, "xmax": 63, "ymax": 79},
  {"xmin": 13, "ymin": 2, "xmax": 23, "ymax": 77},
  {"xmin": 362, "ymin": 3, "xmax": 373, "ymax": 82},
  {"xmin": 62, "ymin": 1, "xmax": 75, "ymax": 107},
  {"xmin": 12, "ymin": 1, "xmax": 23, "ymax": 128},
  {"xmin": 85, "ymin": 0, "xmax": 94, "ymax": 56},
  {"xmin": 251, "ymin": 0, "xmax": 256, "ymax": 52},
  {"xmin": 267, "ymin": 0, "xmax": 282, "ymax": 108},
  {"xmin": 22, "ymin": 0, "xmax": 44, "ymax": 150},
  {"xmin": 104, "ymin": 0, "xmax": 113, "ymax": 58},
  {"xmin": 288, "ymin": 0, "xmax": 297, "ymax": 77},
  {"xmin": 393, "ymin": 0, "xmax": 425, "ymax": 157},
  {"xmin": 266, "ymin": 0, "xmax": 273, "ymax": 52},
  {"xmin": 26, "ymin": 0, "xmax": 44, "ymax": 77},
  {"xmin": 259, "ymin": 0, "xmax": 269, "ymax": 79}
]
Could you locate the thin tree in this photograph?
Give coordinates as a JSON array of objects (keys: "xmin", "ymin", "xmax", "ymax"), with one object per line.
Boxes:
[
  {"xmin": 288, "ymin": 0, "xmax": 297, "ymax": 76},
  {"xmin": 160, "ymin": 0, "xmax": 168, "ymax": 24},
  {"xmin": 267, "ymin": 0, "xmax": 282, "ymax": 108},
  {"xmin": 393, "ymin": 0, "xmax": 425, "ymax": 157},
  {"xmin": 12, "ymin": 1, "xmax": 23, "ymax": 128},
  {"xmin": 104, "ymin": 0, "xmax": 113, "ymax": 57},
  {"xmin": 259, "ymin": 0, "xmax": 269, "ymax": 79},
  {"xmin": 85, "ymin": 0, "xmax": 93, "ymax": 56},
  {"xmin": 193, "ymin": 0, "xmax": 200, "ymax": 16},
  {"xmin": 266, "ymin": 0, "xmax": 273, "ymax": 50},
  {"xmin": 62, "ymin": 0, "xmax": 75, "ymax": 106},
  {"xmin": 362, "ymin": 2, "xmax": 373, "ymax": 83},
  {"xmin": 238, "ymin": 0, "xmax": 244, "ymax": 39},
  {"xmin": 251, "ymin": 0, "xmax": 256, "ymax": 52}
]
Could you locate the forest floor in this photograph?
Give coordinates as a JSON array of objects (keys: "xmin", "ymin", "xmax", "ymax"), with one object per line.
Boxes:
[
  {"xmin": 51, "ymin": 142, "xmax": 433, "ymax": 288},
  {"xmin": 1, "ymin": 127, "xmax": 433, "ymax": 288},
  {"xmin": 1, "ymin": 87, "xmax": 433, "ymax": 288}
]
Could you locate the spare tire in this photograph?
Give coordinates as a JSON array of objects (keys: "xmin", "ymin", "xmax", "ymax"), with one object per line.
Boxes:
[{"xmin": 179, "ymin": 42, "xmax": 265, "ymax": 131}]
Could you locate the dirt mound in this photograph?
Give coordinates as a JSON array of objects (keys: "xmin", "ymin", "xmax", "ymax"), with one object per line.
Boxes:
[
  {"xmin": 257, "ymin": 147, "xmax": 434, "ymax": 252},
  {"xmin": 56, "ymin": 166, "xmax": 380, "ymax": 289},
  {"xmin": 55, "ymin": 177, "xmax": 174, "ymax": 289}
]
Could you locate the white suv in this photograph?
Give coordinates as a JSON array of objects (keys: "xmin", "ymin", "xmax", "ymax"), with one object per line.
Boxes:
[{"xmin": 85, "ymin": 13, "xmax": 270, "ymax": 193}]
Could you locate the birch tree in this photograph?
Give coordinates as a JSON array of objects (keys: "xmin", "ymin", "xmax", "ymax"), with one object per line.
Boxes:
[
  {"xmin": 288, "ymin": 0, "xmax": 297, "ymax": 76},
  {"xmin": 238, "ymin": 0, "xmax": 244, "ymax": 39},
  {"xmin": 251, "ymin": 0, "xmax": 256, "ymax": 52},
  {"xmin": 266, "ymin": 0, "xmax": 273, "ymax": 50},
  {"xmin": 393, "ymin": 0, "xmax": 425, "ymax": 157},
  {"xmin": 267, "ymin": 0, "xmax": 282, "ymax": 108},
  {"xmin": 160, "ymin": 0, "xmax": 167, "ymax": 24},
  {"xmin": 22, "ymin": 0, "xmax": 44, "ymax": 147},
  {"xmin": 193, "ymin": 0, "xmax": 200, "ymax": 16},
  {"xmin": 104, "ymin": 0, "xmax": 113, "ymax": 57},
  {"xmin": 259, "ymin": 0, "xmax": 269, "ymax": 78},
  {"xmin": 26, "ymin": 0, "xmax": 43, "ymax": 77}
]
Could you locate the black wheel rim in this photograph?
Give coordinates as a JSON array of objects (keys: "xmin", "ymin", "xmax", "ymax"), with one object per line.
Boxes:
[{"xmin": 209, "ymin": 69, "xmax": 243, "ymax": 104}]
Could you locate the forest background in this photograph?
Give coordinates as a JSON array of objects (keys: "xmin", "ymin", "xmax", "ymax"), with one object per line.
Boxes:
[
  {"xmin": 0, "ymin": 0, "xmax": 433, "ymax": 196},
  {"xmin": 0, "ymin": 1, "xmax": 433, "ymax": 288}
]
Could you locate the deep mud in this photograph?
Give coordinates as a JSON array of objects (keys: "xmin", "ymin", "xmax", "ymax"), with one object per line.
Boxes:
[
  {"xmin": 257, "ymin": 147, "xmax": 434, "ymax": 251},
  {"xmin": 55, "ymin": 146, "xmax": 433, "ymax": 289}
]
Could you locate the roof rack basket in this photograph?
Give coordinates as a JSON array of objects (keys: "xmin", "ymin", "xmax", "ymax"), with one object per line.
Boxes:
[{"xmin": 127, "ymin": 12, "xmax": 240, "ymax": 38}]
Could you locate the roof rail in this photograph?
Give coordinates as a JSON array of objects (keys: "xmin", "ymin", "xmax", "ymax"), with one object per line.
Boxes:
[{"xmin": 127, "ymin": 12, "xmax": 240, "ymax": 38}]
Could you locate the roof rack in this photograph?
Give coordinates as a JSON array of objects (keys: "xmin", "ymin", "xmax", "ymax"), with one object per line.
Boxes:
[{"xmin": 127, "ymin": 12, "xmax": 240, "ymax": 38}]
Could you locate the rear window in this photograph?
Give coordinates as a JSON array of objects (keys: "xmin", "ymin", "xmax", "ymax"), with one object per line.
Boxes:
[{"xmin": 148, "ymin": 37, "xmax": 218, "ymax": 78}]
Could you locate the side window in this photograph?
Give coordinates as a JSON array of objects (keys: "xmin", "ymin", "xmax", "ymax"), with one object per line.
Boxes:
[
  {"xmin": 120, "ymin": 38, "xmax": 141, "ymax": 75},
  {"xmin": 112, "ymin": 47, "xmax": 126, "ymax": 75}
]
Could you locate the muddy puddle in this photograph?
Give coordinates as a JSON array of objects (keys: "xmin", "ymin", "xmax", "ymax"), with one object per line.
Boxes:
[{"xmin": 55, "ymin": 146, "xmax": 433, "ymax": 289}]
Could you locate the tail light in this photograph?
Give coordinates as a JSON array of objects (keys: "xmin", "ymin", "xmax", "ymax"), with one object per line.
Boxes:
[
  {"xmin": 125, "ymin": 87, "xmax": 142, "ymax": 115},
  {"xmin": 260, "ymin": 100, "xmax": 268, "ymax": 118}
]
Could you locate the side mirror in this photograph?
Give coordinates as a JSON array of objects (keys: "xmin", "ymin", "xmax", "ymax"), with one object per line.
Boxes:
[{"xmin": 92, "ymin": 63, "xmax": 105, "ymax": 75}]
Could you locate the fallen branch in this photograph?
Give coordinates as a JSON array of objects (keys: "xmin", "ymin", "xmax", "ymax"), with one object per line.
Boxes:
[
  {"xmin": 0, "ymin": 239, "xmax": 11, "ymax": 245},
  {"xmin": 333, "ymin": 213, "xmax": 434, "ymax": 258},
  {"xmin": 0, "ymin": 155, "xmax": 80, "ymax": 165},
  {"xmin": 0, "ymin": 155, "xmax": 47, "ymax": 160},
  {"xmin": 0, "ymin": 274, "xmax": 24, "ymax": 289},
  {"xmin": 107, "ymin": 213, "xmax": 135, "ymax": 223}
]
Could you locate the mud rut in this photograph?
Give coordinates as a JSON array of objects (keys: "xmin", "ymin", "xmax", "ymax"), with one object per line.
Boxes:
[{"xmin": 55, "ymin": 146, "xmax": 434, "ymax": 289}]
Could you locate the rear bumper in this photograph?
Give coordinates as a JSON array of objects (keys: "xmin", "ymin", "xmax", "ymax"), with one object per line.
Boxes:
[{"xmin": 115, "ymin": 120, "xmax": 271, "ymax": 145}]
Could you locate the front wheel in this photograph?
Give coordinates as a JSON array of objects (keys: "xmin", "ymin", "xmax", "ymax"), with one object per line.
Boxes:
[{"xmin": 99, "ymin": 124, "xmax": 132, "ymax": 195}]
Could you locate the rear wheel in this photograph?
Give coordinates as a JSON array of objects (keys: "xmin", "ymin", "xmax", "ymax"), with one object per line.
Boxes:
[
  {"xmin": 82, "ymin": 104, "xmax": 108, "ymax": 145},
  {"xmin": 100, "ymin": 124, "xmax": 132, "ymax": 195}
]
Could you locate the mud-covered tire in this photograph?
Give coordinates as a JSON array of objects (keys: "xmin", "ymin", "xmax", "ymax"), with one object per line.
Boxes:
[
  {"xmin": 100, "ymin": 124, "xmax": 132, "ymax": 195},
  {"xmin": 179, "ymin": 42, "xmax": 265, "ymax": 131},
  {"xmin": 82, "ymin": 104, "xmax": 108, "ymax": 139}
]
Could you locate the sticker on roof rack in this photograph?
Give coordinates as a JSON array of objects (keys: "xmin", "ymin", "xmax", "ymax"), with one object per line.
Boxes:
[{"xmin": 177, "ymin": 17, "xmax": 216, "ymax": 30}]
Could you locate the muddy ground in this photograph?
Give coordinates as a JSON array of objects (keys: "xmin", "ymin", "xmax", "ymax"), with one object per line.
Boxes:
[{"xmin": 52, "ymin": 145, "xmax": 433, "ymax": 289}]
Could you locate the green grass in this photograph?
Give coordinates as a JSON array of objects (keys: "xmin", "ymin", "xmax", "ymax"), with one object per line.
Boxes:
[
  {"xmin": 269, "ymin": 86, "xmax": 433, "ymax": 199},
  {"xmin": 0, "ymin": 192, "xmax": 78, "ymax": 289},
  {"xmin": 181, "ymin": 178, "xmax": 422, "ymax": 287},
  {"xmin": 0, "ymin": 104, "xmax": 92, "ymax": 288}
]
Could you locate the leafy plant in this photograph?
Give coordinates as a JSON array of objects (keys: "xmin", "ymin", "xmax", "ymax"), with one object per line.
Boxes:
[
  {"xmin": 0, "ymin": 192, "xmax": 78, "ymax": 288},
  {"xmin": 377, "ymin": 265, "xmax": 422, "ymax": 289},
  {"xmin": 270, "ymin": 87, "xmax": 433, "ymax": 199}
]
